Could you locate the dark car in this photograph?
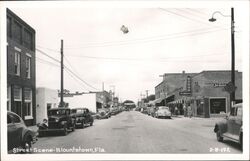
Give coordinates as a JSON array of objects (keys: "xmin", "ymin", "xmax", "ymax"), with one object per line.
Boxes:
[
  {"xmin": 38, "ymin": 108, "xmax": 76, "ymax": 136},
  {"xmin": 8, "ymin": 111, "xmax": 37, "ymax": 153},
  {"xmin": 214, "ymin": 103, "xmax": 243, "ymax": 150},
  {"xmin": 96, "ymin": 109, "xmax": 111, "ymax": 119},
  {"xmin": 71, "ymin": 108, "xmax": 94, "ymax": 128}
]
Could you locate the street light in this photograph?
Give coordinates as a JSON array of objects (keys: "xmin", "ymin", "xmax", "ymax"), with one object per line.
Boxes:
[{"xmin": 209, "ymin": 8, "xmax": 235, "ymax": 108}]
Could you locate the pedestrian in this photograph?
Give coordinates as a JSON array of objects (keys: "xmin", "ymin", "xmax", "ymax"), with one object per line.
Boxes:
[
  {"xmin": 175, "ymin": 106, "xmax": 178, "ymax": 116},
  {"xmin": 183, "ymin": 104, "xmax": 187, "ymax": 117},
  {"xmin": 187, "ymin": 104, "xmax": 192, "ymax": 118}
]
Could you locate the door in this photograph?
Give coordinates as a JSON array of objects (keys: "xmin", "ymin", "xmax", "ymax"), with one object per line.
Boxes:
[
  {"xmin": 227, "ymin": 107, "xmax": 236, "ymax": 135},
  {"xmin": 234, "ymin": 106, "xmax": 242, "ymax": 136}
]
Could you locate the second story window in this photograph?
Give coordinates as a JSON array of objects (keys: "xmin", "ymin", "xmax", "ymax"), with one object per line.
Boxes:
[
  {"xmin": 23, "ymin": 29, "xmax": 33, "ymax": 50},
  {"xmin": 13, "ymin": 21, "xmax": 22, "ymax": 44},
  {"xmin": 25, "ymin": 55, "xmax": 31, "ymax": 79},
  {"xmin": 14, "ymin": 52, "xmax": 20, "ymax": 76}
]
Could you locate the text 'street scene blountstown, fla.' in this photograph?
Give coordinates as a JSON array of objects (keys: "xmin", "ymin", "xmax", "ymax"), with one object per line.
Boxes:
[{"xmin": 1, "ymin": 0, "xmax": 249, "ymax": 161}]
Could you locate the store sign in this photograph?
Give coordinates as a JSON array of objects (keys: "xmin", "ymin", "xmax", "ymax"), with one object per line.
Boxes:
[
  {"xmin": 205, "ymin": 81, "xmax": 227, "ymax": 87},
  {"xmin": 179, "ymin": 91, "xmax": 191, "ymax": 96},
  {"xmin": 224, "ymin": 82, "xmax": 237, "ymax": 93}
]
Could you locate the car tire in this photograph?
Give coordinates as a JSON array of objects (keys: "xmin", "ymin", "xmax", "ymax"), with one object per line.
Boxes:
[
  {"xmin": 81, "ymin": 121, "xmax": 84, "ymax": 128},
  {"xmin": 63, "ymin": 126, "xmax": 68, "ymax": 136},
  {"xmin": 90, "ymin": 122, "xmax": 93, "ymax": 126},
  {"xmin": 240, "ymin": 133, "xmax": 243, "ymax": 151},
  {"xmin": 72, "ymin": 123, "xmax": 75, "ymax": 132},
  {"xmin": 216, "ymin": 131, "xmax": 223, "ymax": 142},
  {"xmin": 22, "ymin": 137, "xmax": 32, "ymax": 153}
]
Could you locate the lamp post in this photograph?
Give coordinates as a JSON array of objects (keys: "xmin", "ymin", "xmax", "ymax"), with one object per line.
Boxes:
[{"xmin": 209, "ymin": 8, "xmax": 235, "ymax": 108}]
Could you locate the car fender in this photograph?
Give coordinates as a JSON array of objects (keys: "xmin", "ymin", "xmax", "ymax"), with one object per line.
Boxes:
[{"xmin": 214, "ymin": 120, "xmax": 227, "ymax": 133}]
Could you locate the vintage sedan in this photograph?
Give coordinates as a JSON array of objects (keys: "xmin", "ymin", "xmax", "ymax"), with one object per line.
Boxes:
[
  {"xmin": 8, "ymin": 111, "xmax": 37, "ymax": 153},
  {"xmin": 71, "ymin": 108, "xmax": 94, "ymax": 128},
  {"xmin": 214, "ymin": 103, "xmax": 243, "ymax": 150},
  {"xmin": 96, "ymin": 109, "xmax": 111, "ymax": 119},
  {"xmin": 154, "ymin": 106, "xmax": 172, "ymax": 119},
  {"xmin": 38, "ymin": 108, "xmax": 76, "ymax": 136}
]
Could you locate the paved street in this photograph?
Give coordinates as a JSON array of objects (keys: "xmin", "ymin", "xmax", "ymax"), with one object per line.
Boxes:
[{"xmin": 32, "ymin": 111, "xmax": 242, "ymax": 153}]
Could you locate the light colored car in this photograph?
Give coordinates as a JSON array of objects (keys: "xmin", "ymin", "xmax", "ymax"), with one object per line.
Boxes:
[
  {"xmin": 154, "ymin": 106, "xmax": 172, "ymax": 119},
  {"xmin": 214, "ymin": 103, "xmax": 243, "ymax": 150},
  {"xmin": 8, "ymin": 111, "xmax": 37, "ymax": 153}
]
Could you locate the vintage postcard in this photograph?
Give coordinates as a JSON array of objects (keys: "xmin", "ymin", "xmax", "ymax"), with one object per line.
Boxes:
[{"xmin": 0, "ymin": 0, "xmax": 249, "ymax": 160}]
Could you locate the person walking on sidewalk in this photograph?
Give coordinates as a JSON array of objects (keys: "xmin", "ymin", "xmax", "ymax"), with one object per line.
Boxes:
[
  {"xmin": 187, "ymin": 104, "xmax": 192, "ymax": 118},
  {"xmin": 183, "ymin": 104, "xmax": 187, "ymax": 117}
]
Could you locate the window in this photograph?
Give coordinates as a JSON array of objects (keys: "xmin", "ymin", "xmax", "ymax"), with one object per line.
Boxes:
[
  {"xmin": 23, "ymin": 29, "xmax": 33, "ymax": 50},
  {"xmin": 14, "ymin": 52, "xmax": 20, "ymax": 76},
  {"xmin": 7, "ymin": 114, "xmax": 12, "ymax": 124},
  {"xmin": 24, "ymin": 88, "xmax": 32, "ymax": 119},
  {"xmin": 14, "ymin": 86, "xmax": 22, "ymax": 101},
  {"xmin": 13, "ymin": 21, "xmax": 22, "ymax": 44},
  {"xmin": 7, "ymin": 16, "xmax": 11, "ymax": 37},
  {"xmin": 10, "ymin": 113, "xmax": 21, "ymax": 123},
  {"xmin": 25, "ymin": 56, "xmax": 31, "ymax": 79}
]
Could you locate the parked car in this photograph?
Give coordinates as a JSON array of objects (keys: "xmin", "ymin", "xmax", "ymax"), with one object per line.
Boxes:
[
  {"xmin": 214, "ymin": 103, "xmax": 243, "ymax": 150},
  {"xmin": 71, "ymin": 108, "xmax": 94, "ymax": 128},
  {"xmin": 154, "ymin": 106, "xmax": 172, "ymax": 119},
  {"xmin": 38, "ymin": 108, "xmax": 76, "ymax": 136},
  {"xmin": 96, "ymin": 109, "xmax": 111, "ymax": 119},
  {"xmin": 7, "ymin": 111, "xmax": 37, "ymax": 153}
]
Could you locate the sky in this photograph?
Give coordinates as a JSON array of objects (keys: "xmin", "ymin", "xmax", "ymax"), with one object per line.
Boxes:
[{"xmin": 4, "ymin": 1, "xmax": 247, "ymax": 103}]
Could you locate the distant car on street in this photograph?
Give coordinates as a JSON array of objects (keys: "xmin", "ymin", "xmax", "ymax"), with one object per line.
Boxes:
[
  {"xmin": 7, "ymin": 111, "xmax": 37, "ymax": 153},
  {"xmin": 96, "ymin": 109, "xmax": 111, "ymax": 119},
  {"xmin": 154, "ymin": 106, "xmax": 172, "ymax": 119},
  {"xmin": 214, "ymin": 103, "xmax": 243, "ymax": 150},
  {"xmin": 38, "ymin": 108, "xmax": 76, "ymax": 136},
  {"xmin": 71, "ymin": 108, "xmax": 94, "ymax": 128}
]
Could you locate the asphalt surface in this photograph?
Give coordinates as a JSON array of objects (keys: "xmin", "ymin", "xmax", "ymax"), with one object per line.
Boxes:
[{"xmin": 32, "ymin": 111, "xmax": 242, "ymax": 153}]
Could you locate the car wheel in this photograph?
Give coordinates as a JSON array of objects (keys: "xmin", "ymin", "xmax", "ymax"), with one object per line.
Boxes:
[
  {"xmin": 240, "ymin": 133, "xmax": 243, "ymax": 151},
  {"xmin": 90, "ymin": 122, "xmax": 93, "ymax": 126},
  {"xmin": 22, "ymin": 137, "xmax": 32, "ymax": 153},
  {"xmin": 81, "ymin": 121, "xmax": 84, "ymax": 128},
  {"xmin": 72, "ymin": 123, "xmax": 75, "ymax": 132},
  {"xmin": 63, "ymin": 126, "xmax": 68, "ymax": 136},
  {"xmin": 216, "ymin": 131, "xmax": 223, "ymax": 142}
]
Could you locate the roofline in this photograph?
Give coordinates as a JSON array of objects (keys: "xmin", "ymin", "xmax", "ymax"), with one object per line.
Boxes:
[{"xmin": 7, "ymin": 8, "xmax": 36, "ymax": 33}]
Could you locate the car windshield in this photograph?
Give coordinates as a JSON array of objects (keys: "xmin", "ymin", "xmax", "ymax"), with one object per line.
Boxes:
[
  {"xmin": 48, "ymin": 110, "xmax": 67, "ymax": 116},
  {"xmin": 159, "ymin": 106, "xmax": 169, "ymax": 110}
]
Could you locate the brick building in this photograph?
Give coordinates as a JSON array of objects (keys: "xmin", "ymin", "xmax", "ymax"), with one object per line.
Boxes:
[
  {"xmin": 155, "ymin": 70, "xmax": 242, "ymax": 117},
  {"xmin": 7, "ymin": 9, "xmax": 36, "ymax": 125}
]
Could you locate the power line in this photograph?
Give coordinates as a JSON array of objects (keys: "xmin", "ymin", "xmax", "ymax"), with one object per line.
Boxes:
[
  {"xmin": 64, "ymin": 28, "xmax": 227, "ymax": 49},
  {"xmin": 36, "ymin": 48, "xmax": 100, "ymax": 91}
]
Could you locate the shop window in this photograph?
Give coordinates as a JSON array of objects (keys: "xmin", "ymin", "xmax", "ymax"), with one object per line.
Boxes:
[
  {"xmin": 25, "ymin": 56, "xmax": 31, "ymax": 79},
  {"xmin": 210, "ymin": 98, "xmax": 226, "ymax": 114},
  {"xmin": 14, "ymin": 52, "xmax": 20, "ymax": 76},
  {"xmin": 13, "ymin": 21, "xmax": 22, "ymax": 44}
]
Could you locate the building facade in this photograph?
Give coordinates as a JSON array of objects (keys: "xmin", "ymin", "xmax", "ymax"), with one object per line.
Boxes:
[
  {"xmin": 155, "ymin": 70, "xmax": 242, "ymax": 117},
  {"xmin": 36, "ymin": 87, "xmax": 58, "ymax": 124},
  {"xmin": 155, "ymin": 71, "xmax": 196, "ymax": 106},
  {"xmin": 7, "ymin": 9, "xmax": 36, "ymax": 126}
]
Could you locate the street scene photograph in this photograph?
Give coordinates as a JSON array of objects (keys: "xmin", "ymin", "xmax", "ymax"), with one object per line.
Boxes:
[{"xmin": 1, "ymin": 0, "xmax": 249, "ymax": 160}]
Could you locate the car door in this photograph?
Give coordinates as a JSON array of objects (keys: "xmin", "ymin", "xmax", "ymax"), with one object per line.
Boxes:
[
  {"xmin": 234, "ymin": 106, "xmax": 242, "ymax": 136},
  {"xmin": 8, "ymin": 114, "xmax": 18, "ymax": 151},
  {"xmin": 8, "ymin": 113, "xmax": 23, "ymax": 151},
  {"xmin": 227, "ymin": 107, "xmax": 236, "ymax": 135}
]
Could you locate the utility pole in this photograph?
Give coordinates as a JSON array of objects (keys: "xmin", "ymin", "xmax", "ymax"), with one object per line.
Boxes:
[
  {"xmin": 231, "ymin": 8, "xmax": 235, "ymax": 106},
  {"xmin": 59, "ymin": 39, "xmax": 64, "ymax": 107},
  {"xmin": 145, "ymin": 90, "xmax": 149, "ymax": 102}
]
